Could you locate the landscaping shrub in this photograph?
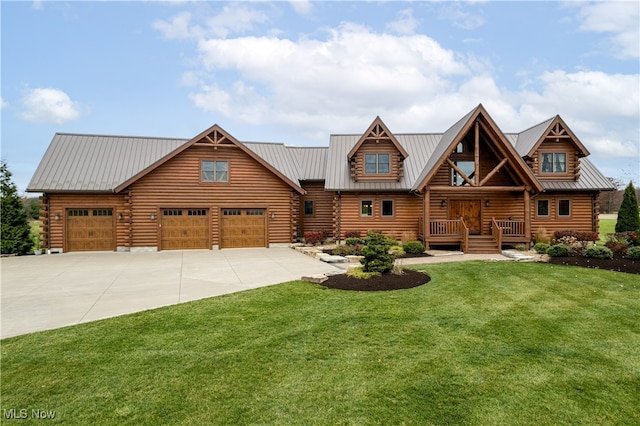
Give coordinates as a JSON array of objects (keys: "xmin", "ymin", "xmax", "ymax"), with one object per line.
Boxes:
[
  {"xmin": 345, "ymin": 237, "xmax": 365, "ymax": 246},
  {"xmin": 615, "ymin": 181, "xmax": 640, "ymax": 233},
  {"xmin": 388, "ymin": 245, "xmax": 405, "ymax": 257},
  {"xmin": 533, "ymin": 227, "xmax": 550, "ymax": 244},
  {"xmin": 304, "ymin": 231, "xmax": 324, "ymax": 245},
  {"xmin": 616, "ymin": 231, "xmax": 639, "ymax": 246},
  {"xmin": 346, "ymin": 266, "xmax": 380, "ymax": 279},
  {"xmin": 344, "ymin": 230, "xmax": 362, "ymax": 239},
  {"xmin": 360, "ymin": 232, "xmax": 395, "ymax": 273},
  {"xmin": 534, "ymin": 243, "xmax": 550, "ymax": 254},
  {"xmin": 553, "ymin": 230, "xmax": 599, "ymax": 243},
  {"xmin": 626, "ymin": 246, "xmax": 640, "ymax": 260},
  {"xmin": 555, "ymin": 236, "xmax": 586, "ymax": 256},
  {"xmin": 584, "ymin": 246, "xmax": 613, "ymax": 259},
  {"xmin": 403, "ymin": 241, "xmax": 425, "ymax": 255},
  {"xmin": 332, "ymin": 245, "xmax": 362, "ymax": 257},
  {"xmin": 605, "ymin": 234, "xmax": 630, "ymax": 256},
  {"xmin": 547, "ymin": 244, "xmax": 569, "ymax": 257}
]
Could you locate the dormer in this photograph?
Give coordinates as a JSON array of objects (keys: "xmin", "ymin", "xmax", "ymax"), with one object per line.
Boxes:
[
  {"xmin": 520, "ymin": 116, "xmax": 590, "ymax": 181},
  {"xmin": 347, "ymin": 117, "xmax": 408, "ymax": 182}
]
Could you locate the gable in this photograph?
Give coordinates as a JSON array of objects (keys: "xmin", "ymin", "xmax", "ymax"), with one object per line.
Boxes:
[{"xmin": 412, "ymin": 104, "xmax": 542, "ymax": 192}]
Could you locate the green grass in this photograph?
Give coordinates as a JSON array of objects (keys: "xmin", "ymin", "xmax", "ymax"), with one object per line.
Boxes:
[
  {"xmin": 2, "ymin": 262, "xmax": 639, "ymax": 425},
  {"xmin": 599, "ymin": 218, "xmax": 616, "ymax": 244}
]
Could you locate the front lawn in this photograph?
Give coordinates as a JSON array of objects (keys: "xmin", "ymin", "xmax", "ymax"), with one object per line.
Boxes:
[
  {"xmin": 599, "ymin": 218, "xmax": 616, "ymax": 244},
  {"xmin": 2, "ymin": 262, "xmax": 638, "ymax": 425}
]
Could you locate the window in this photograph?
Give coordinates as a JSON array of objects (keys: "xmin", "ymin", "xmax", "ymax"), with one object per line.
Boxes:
[
  {"xmin": 558, "ymin": 199, "xmax": 570, "ymax": 216},
  {"xmin": 68, "ymin": 209, "xmax": 88, "ymax": 217},
  {"xmin": 541, "ymin": 153, "xmax": 566, "ymax": 173},
  {"xmin": 93, "ymin": 209, "xmax": 112, "ymax": 216},
  {"xmin": 381, "ymin": 200, "xmax": 394, "ymax": 217},
  {"xmin": 364, "ymin": 154, "xmax": 390, "ymax": 174},
  {"xmin": 163, "ymin": 209, "xmax": 183, "ymax": 216},
  {"xmin": 188, "ymin": 209, "xmax": 207, "ymax": 216},
  {"xmin": 537, "ymin": 199, "xmax": 549, "ymax": 217},
  {"xmin": 202, "ymin": 160, "xmax": 228, "ymax": 182},
  {"xmin": 361, "ymin": 200, "xmax": 373, "ymax": 217},
  {"xmin": 451, "ymin": 161, "xmax": 475, "ymax": 186},
  {"xmin": 304, "ymin": 200, "xmax": 314, "ymax": 216}
]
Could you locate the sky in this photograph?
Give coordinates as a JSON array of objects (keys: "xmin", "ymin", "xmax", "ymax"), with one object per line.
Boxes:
[{"xmin": 2, "ymin": 0, "xmax": 639, "ymax": 194}]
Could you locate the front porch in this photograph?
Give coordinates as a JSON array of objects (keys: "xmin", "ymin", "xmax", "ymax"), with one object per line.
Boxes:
[{"xmin": 419, "ymin": 218, "xmax": 529, "ymax": 253}]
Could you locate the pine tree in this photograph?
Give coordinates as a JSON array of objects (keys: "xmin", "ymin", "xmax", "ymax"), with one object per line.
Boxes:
[
  {"xmin": 615, "ymin": 181, "xmax": 640, "ymax": 233},
  {"xmin": 1, "ymin": 161, "xmax": 34, "ymax": 254}
]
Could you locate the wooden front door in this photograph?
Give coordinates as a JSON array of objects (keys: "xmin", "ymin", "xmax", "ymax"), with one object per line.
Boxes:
[
  {"xmin": 66, "ymin": 208, "xmax": 114, "ymax": 251},
  {"xmin": 221, "ymin": 209, "xmax": 266, "ymax": 248},
  {"xmin": 449, "ymin": 200, "xmax": 481, "ymax": 235},
  {"xmin": 160, "ymin": 209, "xmax": 209, "ymax": 250}
]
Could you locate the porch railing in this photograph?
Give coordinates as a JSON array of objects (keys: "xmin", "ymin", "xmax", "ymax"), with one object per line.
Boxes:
[
  {"xmin": 494, "ymin": 219, "xmax": 525, "ymax": 236},
  {"xmin": 429, "ymin": 219, "xmax": 461, "ymax": 236},
  {"xmin": 491, "ymin": 217, "xmax": 502, "ymax": 249}
]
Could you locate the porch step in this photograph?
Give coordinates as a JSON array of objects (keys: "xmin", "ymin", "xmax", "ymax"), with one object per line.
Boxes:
[{"xmin": 466, "ymin": 236, "xmax": 500, "ymax": 254}]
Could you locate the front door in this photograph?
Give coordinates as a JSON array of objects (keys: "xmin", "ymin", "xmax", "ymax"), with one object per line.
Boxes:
[{"xmin": 449, "ymin": 200, "xmax": 481, "ymax": 235}]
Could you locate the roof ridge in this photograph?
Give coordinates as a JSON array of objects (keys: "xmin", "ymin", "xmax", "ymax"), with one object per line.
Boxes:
[
  {"xmin": 515, "ymin": 116, "xmax": 555, "ymax": 135},
  {"xmin": 55, "ymin": 132, "xmax": 188, "ymax": 141}
]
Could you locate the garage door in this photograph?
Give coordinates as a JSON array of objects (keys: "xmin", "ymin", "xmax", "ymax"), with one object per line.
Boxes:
[
  {"xmin": 160, "ymin": 209, "xmax": 210, "ymax": 250},
  {"xmin": 221, "ymin": 209, "xmax": 266, "ymax": 248},
  {"xmin": 66, "ymin": 209, "xmax": 114, "ymax": 252}
]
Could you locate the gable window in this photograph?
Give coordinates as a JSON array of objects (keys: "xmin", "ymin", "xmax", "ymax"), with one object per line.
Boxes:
[
  {"xmin": 304, "ymin": 200, "xmax": 314, "ymax": 216},
  {"xmin": 361, "ymin": 200, "xmax": 373, "ymax": 217},
  {"xmin": 537, "ymin": 199, "xmax": 549, "ymax": 217},
  {"xmin": 541, "ymin": 153, "xmax": 566, "ymax": 173},
  {"xmin": 202, "ymin": 160, "xmax": 228, "ymax": 182},
  {"xmin": 364, "ymin": 154, "xmax": 390, "ymax": 174},
  {"xmin": 451, "ymin": 161, "xmax": 475, "ymax": 186},
  {"xmin": 381, "ymin": 200, "xmax": 394, "ymax": 217},
  {"xmin": 558, "ymin": 199, "xmax": 570, "ymax": 217}
]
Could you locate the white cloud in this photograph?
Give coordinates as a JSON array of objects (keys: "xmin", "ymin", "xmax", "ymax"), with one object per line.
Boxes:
[
  {"xmin": 0, "ymin": 97, "xmax": 8, "ymax": 109},
  {"xmin": 386, "ymin": 8, "xmax": 419, "ymax": 35},
  {"xmin": 439, "ymin": 3, "xmax": 485, "ymax": 30},
  {"xmin": 20, "ymin": 88, "xmax": 82, "ymax": 124},
  {"xmin": 290, "ymin": 0, "xmax": 313, "ymax": 16},
  {"xmin": 575, "ymin": 2, "xmax": 639, "ymax": 59},
  {"xmin": 154, "ymin": 4, "xmax": 268, "ymax": 40}
]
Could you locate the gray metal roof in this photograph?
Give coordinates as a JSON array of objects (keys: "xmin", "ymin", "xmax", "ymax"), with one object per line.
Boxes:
[
  {"xmin": 27, "ymin": 133, "xmax": 188, "ymax": 192},
  {"xmin": 540, "ymin": 158, "xmax": 615, "ymax": 191},
  {"xmin": 512, "ymin": 116, "xmax": 555, "ymax": 157},
  {"xmin": 325, "ymin": 134, "xmax": 440, "ymax": 191},
  {"xmin": 241, "ymin": 142, "xmax": 302, "ymax": 187},
  {"xmin": 290, "ymin": 147, "xmax": 328, "ymax": 180}
]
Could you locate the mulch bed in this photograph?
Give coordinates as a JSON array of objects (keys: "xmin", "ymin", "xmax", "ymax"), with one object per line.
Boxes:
[
  {"xmin": 320, "ymin": 269, "xmax": 431, "ymax": 291},
  {"xmin": 547, "ymin": 253, "xmax": 640, "ymax": 275}
]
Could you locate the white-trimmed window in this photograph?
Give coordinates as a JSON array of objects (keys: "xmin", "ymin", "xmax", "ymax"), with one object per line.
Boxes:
[
  {"xmin": 558, "ymin": 199, "xmax": 571, "ymax": 217},
  {"xmin": 361, "ymin": 200, "xmax": 373, "ymax": 217},
  {"xmin": 541, "ymin": 153, "xmax": 566, "ymax": 173},
  {"xmin": 537, "ymin": 199, "xmax": 549, "ymax": 217},
  {"xmin": 202, "ymin": 160, "xmax": 228, "ymax": 182},
  {"xmin": 381, "ymin": 200, "xmax": 394, "ymax": 217},
  {"xmin": 364, "ymin": 154, "xmax": 390, "ymax": 174}
]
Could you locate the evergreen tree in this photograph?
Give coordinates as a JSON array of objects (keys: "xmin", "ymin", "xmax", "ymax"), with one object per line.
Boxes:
[
  {"xmin": 1, "ymin": 161, "xmax": 34, "ymax": 254},
  {"xmin": 615, "ymin": 181, "xmax": 640, "ymax": 233}
]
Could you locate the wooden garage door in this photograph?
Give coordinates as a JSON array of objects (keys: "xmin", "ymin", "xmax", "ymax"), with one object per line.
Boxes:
[
  {"xmin": 221, "ymin": 209, "xmax": 266, "ymax": 248},
  {"xmin": 66, "ymin": 209, "xmax": 114, "ymax": 252},
  {"xmin": 161, "ymin": 209, "xmax": 210, "ymax": 250}
]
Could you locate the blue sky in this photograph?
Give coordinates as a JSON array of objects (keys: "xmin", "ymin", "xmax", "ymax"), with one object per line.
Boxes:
[{"xmin": 2, "ymin": 1, "xmax": 639, "ymax": 194}]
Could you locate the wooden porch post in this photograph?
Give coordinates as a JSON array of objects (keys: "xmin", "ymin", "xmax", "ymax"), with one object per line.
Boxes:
[
  {"xmin": 524, "ymin": 189, "xmax": 531, "ymax": 248},
  {"xmin": 424, "ymin": 188, "xmax": 430, "ymax": 248}
]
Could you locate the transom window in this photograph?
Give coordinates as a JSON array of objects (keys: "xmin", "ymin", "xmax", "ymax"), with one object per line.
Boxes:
[
  {"xmin": 381, "ymin": 200, "xmax": 394, "ymax": 217},
  {"xmin": 364, "ymin": 154, "xmax": 390, "ymax": 174},
  {"xmin": 188, "ymin": 209, "xmax": 207, "ymax": 216},
  {"xmin": 541, "ymin": 153, "xmax": 566, "ymax": 173},
  {"xmin": 537, "ymin": 199, "xmax": 549, "ymax": 217},
  {"xmin": 304, "ymin": 200, "xmax": 314, "ymax": 216},
  {"xmin": 361, "ymin": 200, "xmax": 373, "ymax": 217},
  {"xmin": 451, "ymin": 161, "xmax": 475, "ymax": 186},
  {"xmin": 163, "ymin": 209, "xmax": 183, "ymax": 216},
  {"xmin": 93, "ymin": 209, "xmax": 112, "ymax": 216},
  {"xmin": 202, "ymin": 160, "xmax": 228, "ymax": 182},
  {"xmin": 68, "ymin": 209, "xmax": 89, "ymax": 217},
  {"xmin": 558, "ymin": 199, "xmax": 571, "ymax": 216}
]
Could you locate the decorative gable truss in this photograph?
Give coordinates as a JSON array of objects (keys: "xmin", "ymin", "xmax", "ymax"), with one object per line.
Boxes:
[
  {"xmin": 347, "ymin": 117, "xmax": 408, "ymax": 182},
  {"xmin": 194, "ymin": 127, "xmax": 232, "ymax": 148},
  {"xmin": 523, "ymin": 116, "xmax": 590, "ymax": 181}
]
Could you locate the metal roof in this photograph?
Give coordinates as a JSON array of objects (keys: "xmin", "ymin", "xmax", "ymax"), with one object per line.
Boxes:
[
  {"xmin": 512, "ymin": 117, "xmax": 555, "ymax": 157},
  {"xmin": 241, "ymin": 142, "xmax": 302, "ymax": 186},
  {"xmin": 290, "ymin": 147, "xmax": 328, "ymax": 180},
  {"xmin": 27, "ymin": 133, "xmax": 188, "ymax": 192},
  {"xmin": 540, "ymin": 158, "xmax": 615, "ymax": 191}
]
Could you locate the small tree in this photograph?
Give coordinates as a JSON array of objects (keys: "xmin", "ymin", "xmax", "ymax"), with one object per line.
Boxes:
[
  {"xmin": 615, "ymin": 181, "xmax": 640, "ymax": 233},
  {"xmin": 1, "ymin": 161, "xmax": 34, "ymax": 255},
  {"xmin": 360, "ymin": 232, "xmax": 394, "ymax": 273}
]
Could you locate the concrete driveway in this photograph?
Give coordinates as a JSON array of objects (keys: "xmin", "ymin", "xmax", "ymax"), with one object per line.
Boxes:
[{"xmin": 1, "ymin": 248, "xmax": 341, "ymax": 339}]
